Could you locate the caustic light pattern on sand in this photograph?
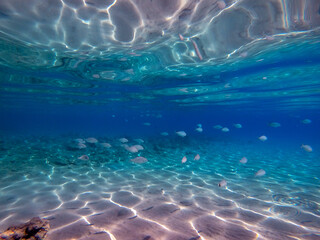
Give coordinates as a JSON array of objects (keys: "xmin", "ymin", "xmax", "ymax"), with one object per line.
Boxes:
[{"xmin": 0, "ymin": 128, "xmax": 318, "ymax": 240}]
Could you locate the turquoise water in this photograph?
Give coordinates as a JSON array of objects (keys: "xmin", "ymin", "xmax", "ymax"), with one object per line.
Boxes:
[{"xmin": 0, "ymin": 1, "xmax": 320, "ymax": 239}]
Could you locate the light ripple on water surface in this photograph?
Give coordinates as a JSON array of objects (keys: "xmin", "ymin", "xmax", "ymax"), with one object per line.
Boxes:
[{"xmin": 0, "ymin": 0, "xmax": 320, "ymax": 110}]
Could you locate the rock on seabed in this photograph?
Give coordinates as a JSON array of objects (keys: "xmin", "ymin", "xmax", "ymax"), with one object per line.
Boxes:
[{"xmin": 0, "ymin": 217, "xmax": 49, "ymax": 240}]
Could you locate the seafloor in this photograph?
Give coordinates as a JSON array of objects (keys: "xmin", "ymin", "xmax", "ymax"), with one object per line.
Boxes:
[{"xmin": 0, "ymin": 135, "xmax": 319, "ymax": 240}]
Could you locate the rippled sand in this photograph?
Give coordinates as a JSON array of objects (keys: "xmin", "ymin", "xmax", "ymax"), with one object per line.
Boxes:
[{"xmin": 0, "ymin": 136, "xmax": 319, "ymax": 240}]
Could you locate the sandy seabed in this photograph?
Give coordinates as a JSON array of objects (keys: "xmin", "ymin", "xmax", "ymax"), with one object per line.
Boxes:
[{"xmin": 0, "ymin": 136, "xmax": 319, "ymax": 240}]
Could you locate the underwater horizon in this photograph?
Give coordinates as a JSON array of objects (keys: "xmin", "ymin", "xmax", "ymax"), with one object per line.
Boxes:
[{"xmin": 0, "ymin": 0, "xmax": 320, "ymax": 239}]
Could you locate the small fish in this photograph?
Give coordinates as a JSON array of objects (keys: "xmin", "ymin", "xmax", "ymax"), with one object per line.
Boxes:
[
  {"xmin": 191, "ymin": 40, "xmax": 203, "ymax": 61},
  {"xmin": 133, "ymin": 145, "xmax": 144, "ymax": 151},
  {"xmin": 218, "ymin": 180, "xmax": 227, "ymax": 187},
  {"xmin": 74, "ymin": 138, "xmax": 85, "ymax": 144},
  {"xmin": 217, "ymin": 0, "xmax": 226, "ymax": 9},
  {"xmin": 119, "ymin": 138, "xmax": 128, "ymax": 143},
  {"xmin": 194, "ymin": 154, "xmax": 200, "ymax": 161},
  {"xmin": 214, "ymin": 125, "xmax": 223, "ymax": 129},
  {"xmin": 131, "ymin": 156, "xmax": 148, "ymax": 163},
  {"xmin": 255, "ymin": 169, "xmax": 266, "ymax": 177},
  {"xmin": 161, "ymin": 132, "xmax": 169, "ymax": 136},
  {"xmin": 85, "ymin": 137, "xmax": 98, "ymax": 144},
  {"xmin": 143, "ymin": 122, "xmax": 151, "ymax": 126},
  {"xmin": 124, "ymin": 145, "xmax": 138, "ymax": 153},
  {"xmin": 221, "ymin": 127, "xmax": 229, "ymax": 132},
  {"xmin": 170, "ymin": 208, "xmax": 180, "ymax": 213},
  {"xmin": 233, "ymin": 123, "xmax": 242, "ymax": 128},
  {"xmin": 269, "ymin": 122, "xmax": 281, "ymax": 128},
  {"xmin": 240, "ymin": 52, "xmax": 248, "ymax": 58},
  {"xmin": 224, "ymin": 83, "xmax": 231, "ymax": 88},
  {"xmin": 101, "ymin": 143, "xmax": 111, "ymax": 148},
  {"xmin": 302, "ymin": 119, "xmax": 312, "ymax": 124},
  {"xmin": 76, "ymin": 143, "xmax": 87, "ymax": 149},
  {"xmin": 179, "ymin": 34, "xmax": 184, "ymax": 41},
  {"xmin": 142, "ymin": 206, "xmax": 153, "ymax": 211},
  {"xmin": 182, "ymin": 156, "xmax": 187, "ymax": 163},
  {"xmin": 179, "ymin": 88, "xmax": 189, "ymax": 93},
  {"xmin": 265, "ymin": 35, "xmax": 274, "ymax": 41},
  {"xmin": 134, "ymin": 138, "xmax": 144, "ymax": 143},
  {"xmin": 259, "ymin": 135, "xmax": 267, "ymax": 141},
  {"xmin": 78, "ymin": 155, "xmax": 89, "ymax": 161},
  {"xmin": 301, "ymin": 144, "xmax": 312, "ymax": 152},
  {"xmin": 176, "ymin": 131, "xmax": 187, "ymax": 137},
  {"xmin": 239, "ymin": 157, "xmax": 247, "ymax": 164},
  {"xmin": 125, "ymin": 68, "xmax": 134, "ymax": 75},
  {"xmin": 197, "ymin": 123, "xmax": 202, "ymax": 128},
  {"xmin": 196, "ymin": 127, "xmax": 203, "ymax": 132}
]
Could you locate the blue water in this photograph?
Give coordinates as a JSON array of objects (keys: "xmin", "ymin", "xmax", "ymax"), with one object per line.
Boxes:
[{"xmin": 0, "ymin": 1, "xmax": 320, "ymax": 239}]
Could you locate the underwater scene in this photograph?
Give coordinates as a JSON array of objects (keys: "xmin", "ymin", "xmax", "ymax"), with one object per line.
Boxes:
[{"xmin": 0, "ymin": 0, "xmax": 320, "ymax": 239}]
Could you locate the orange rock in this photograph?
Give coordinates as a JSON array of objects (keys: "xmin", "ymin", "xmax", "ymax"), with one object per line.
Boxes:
[{"xmin": 0, "ymin": 217, "xmax": 49, "ymax": 240}]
